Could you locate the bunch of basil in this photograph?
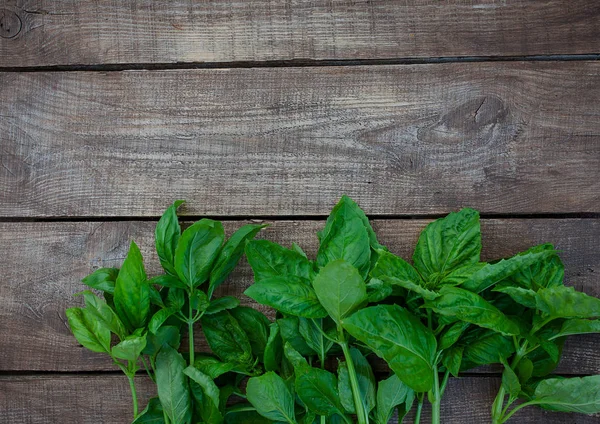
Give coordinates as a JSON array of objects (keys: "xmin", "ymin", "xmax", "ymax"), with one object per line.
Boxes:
[{"xmin": 66, "ymin": 196, "xmax": 600, "ymax": 423}]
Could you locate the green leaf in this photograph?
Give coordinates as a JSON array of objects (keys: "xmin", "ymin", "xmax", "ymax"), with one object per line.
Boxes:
[
  {"xmin": 366, "ymin": 278, "xmax": 393, "ymax": 303},
  {"xmin": 201, "ymin": 311, "xmax": 253, "ymax": 366},
  {"xmin": 114, "ymin": 241, "xmax": 150, "ymax": 331},
  {"xmin": 317, "ymin": 196, "xmax": 372, "ymax": 279},
  {"xmin": 148, "ymin": 308, "xmax": 178, "ymax": 334},
  {"xmin": 413, "ymin": 208, "xmax": 481, "ymax": 282},
  {"xmin": 441, "ymin": 345, "xmax": 463, "ymax": 378},
  {"xmin": 148, "ymin": 274, "xmax": 187, "ymax": 290},
  {"xmin": 175, "ymin": 219, "xmax": 224, "ymax": 288},
  {"xmin": 342, "ymin": 305, "xmax": 437, "ymax": 392},
  {"xmin": 313, "ymin": 260, "xmax": 367, "ymax": 325},
  {"xmin": 245, "ymin": 276, "xmax": 328, "ymax": 318},
  {"xmin": 166, "ymin": 287, "xmax": 185, "ymax": 310},
  {"xmin": 82, "ymin": 267, "xmax": 119, "ymax": 294},
  {"xmin": 439, "ymin": 263, "xmax": 487, "ymax": 286},
  {"xmin": 193, "ymin": 355, "xmax": 235, "ymax": 379},
  {"xmin": 550, "ymin": 318, "xmax": 600, "ymax": 339},
  {"xmin": 224, "ymin": 409, "xmax": 271, "ymax": 424},
  {"xmin": 277, "ymin": 317, "xmax": 315, "ymax": 357},
  {"xmin": 65, "ymin": 307, "xmax": 111, "ymax": 353},
  {"xmin": 246, "ymin": 239, "xmax": 314, "ymax": 281},
  {"xmin": 292, "ymin": 242, "xmax": 308, "ymax": 258},
  {"xmin": 461, "ymin": 248, "xmax": 556, "ymax": 293},
  {"xmin": 371, "ymin": 251, "xmax": 438, "ymax": 299},
  {"xmin": 439, "ymin": 321, "xmax": 470, "ymax": 350},
  {"xmin": 79, "ymin": 290, "xmax": 127, "ymax": 340},
  {"xmin": 132, "ymin": 397, "xmax": 165, "ymax": 424},
  {"xmin": 516, "ymin": 357, "xmax": 533, "ymax": 385},
  {"xmin": 143, "ymin": 326, "xmax": 181, "ymax": 356},
  {"xmin": 208, "ymin": 224, "xmax": 267, "ymax": 297},
  {"xmin": 230, "ymin": 306, "xmax": 271, "ymax": 357},
  {"xmin": 184, "ymin": 366, "xmax": 220, "ymax": 409},
  {"xmin": 424, "ymin": 286, "xmax": 520, "ymax": 336},
  {"xmin": 536, "ymin": 286, "xmax": 600, "ymax": 319},
  {"xmin": 337, "ymin": 348, "xmax": 376, "ymax": 414},
  {"xmin": 374, "ymin": 374, "xmax": 411, "ymax": 424},
  {"xmin": 296, "ymin": 367, "xmax": 347, "ymax": 418},
  {"xmin": 155, "ymin": 200, "xmax": 185, "ymax": 275},
  {"xmin": 530, "ymin": 375, "xmax": 600, "ymax": 414},
  {"xmin": 499, "ymin": 357, "xmax": 520, "ymax": 398},
  {"xmin": 190, "ymin": 290, "xmax": 210, "ymax": 312},
  {"xmin": 283, "ymin": 342, "xmax": 310, "ymax": 372},
  {"xmin": 298, "ymin": 318, "xmax": 334, "ymax": 363},
  {"xmin": 190, "ymin": 379, "xmax": 224, "ymax": 424},
  {"xmin": 492, "ymin": 285, "xmax": 538, "ymax": 309},
  {"xmin": 112, "ymin": 334, "xmax": 147, "ymax": 361},
  {"xmin": 509, "ymin": 244, "xmax": 564, "ymax": 290},
  {"xmin": 205, "ymin": 296, "xmax": 240, "ymax": 315},
  {"xmin": 460, "ymin": 329, "xmax": 514, "ymax": 370},
  {"xmin": 264, "ymin": 323, "xmax": 283, "ymax": 372},
  {"xmin": 246, "ymin": 372, "xmax": 296, "ymax": 423},
  {"xmin": 155, "ymin": 345, "xmax": 192, "ymax": 424},
  {"xmin": 148, "ymin": 286, "xmax": 166, "ymax": 308}
]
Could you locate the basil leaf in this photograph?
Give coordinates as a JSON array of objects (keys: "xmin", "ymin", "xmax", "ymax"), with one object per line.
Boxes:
[
  {"xmin": 82, "ymin": 267, "xmax": 119, "ymax": 294},
  {"xmin": 245, "ymin": 276, "xmax": 328, "ymax": 318},
  {"xmin": 366, "ymin": 278, "xmax": 393, "ymax": 303},
  {"xmin": 148, "ymin": 274, "xmax": 187, "ymax": 290},
  {"xmin": 298, "ymin": 318, "xmax": 334, "ymax": 363},
  {"xmin": 492, "ymin": 285, "xmax": 538, "ymax": 309},
  {"xmin": 184, "ymin": 366, "xmax": 220, "ymax": 409},
  {"xmin": 155, "ymin": 200, "xmax": 185, "ymax": 275},
  {"xmin": 148, "ymin": 307, "xmax": 179, "ymax": 334},
  {"xmin": 112, "ymin": 334, "xmax": 147, "ymax": 361},
  {"xmin": 530, "ymin": 375, "xmax": 600, "ymax": 414},
  {"xmin": 536, "ymin": 286, "xmax": 600, "ymax": 319},
  {"xmin": 283, "ymin": 341, "xmax": 310, "ymax": 372},
  {"xmin": 246, "ymin": 239, "xmax": 315, "ymax": 281},
  {"xmin": 343, "ymin": 305, "xmax": 437, "ymax": 392},
  {"xmin": 155, "ymin": 345, "xmax": 192, "ymax": 424},
  {"xmin": 204, "ymin": 296, "xmax": 240, "ymax": 315},
  {"xmin": 413, "ymin": 208, "xmax": 481, "ymax": 282},
  {"xmin": 439, "ymin": 321, "xmax": 470, "ymax": 350},
  {"xmin": 441, "ymin": 345, "xmax": 463, "ymax": 378},
  {"xmin": 374, "ymin": 374, "xmax": 411, "ymax": 424},
  {"xmin": 460, "ymin": 329, "xmax": 514, "ymax": 370},
  {"xmin": 372, "ymin": 251, "xmax": 438, "ymax": 300},
  {"xmin": 312, "ymin": 260, "xmax": 367, "ymax": 325},
  {"xmin": 65, "ymin": 307, "xmax": 111, "ymax": 353},
  {"xmin": 208, "ymin": 224, "xmax": 266, "ymax": 297},
  {"xmin": 246, "ymin": 372, "xmax": 296, "ymax": 423},
  {"xmin": 424, "ymin": 286, "xmax": 520, "ymax": 336},
  {"xmin": 516, "ymin": 357, "xmax": 534, "ymax": 385},
  {"xmin": 499, "ymin": 357, "xmax": 521, "ymax": 398},
  {"xmin": 132, "ymin": 397, "xmax": 164, "ymax": 424},
  {"xmin": 550, "ymin": 318, "xmax": 600, "ymax": 339},
  {"xmin": 337, "ymin": 348, "xmax": 376, "ymax": 414},
  {"xmin": 174, "ymin": 219, "xmax": 224, "ymax": 288},
  {"xmin": 263, "ymin": 323, "xmax": 283, "ymax": 372},
  {"xmin": 230, "ymin": 306, "xmax": 271, "ymax": 357},
  {"xmin": 79, "ymin": 290, "xmax": 127, "ymax": 340},
  {"xmin": 201, "ymin": 311, "xmax": 253, "ymax": 366},
  {"xmin": 317, "ymin": 196, "xmax": 371, "ymax": 279},
  {"xmin": 166, "ymin": 287, "xmax": 185, "ymax": 310},
  {"xmin": 143, "ymin": 326, "xmax": 181, "ymax": 356},
  {"xmin": 296, "ymin": 367, "xmax": 347, "ymax": 418},
  {"xmin": 193, "ymin": 355, "xmax": 235, "ymax": 379},
  {"xmin": 224, "ymin": 409, "xmax": 271, "ymax": 424},
  {"xmin": 508, "ymin": 244, "xmax": 564, "ymax": 290},
  {"xmin": 439, "ymin": 263, "xmax": 487, "ymax": 287},
  {"xmin": 114, "ymin": 241, "xmax": 150, "ymax": 331},
  {"xmin": 277, "ymin": 317, "xmax": 315, "ymax": 356}
]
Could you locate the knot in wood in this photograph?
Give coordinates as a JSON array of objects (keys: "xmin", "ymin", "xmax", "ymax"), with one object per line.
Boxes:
[{"xmin": 0, "ymin": 9, "xmax": 22, "ymax": 39}]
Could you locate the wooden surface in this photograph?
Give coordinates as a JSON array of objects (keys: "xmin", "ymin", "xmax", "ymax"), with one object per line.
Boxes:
[
  {"xmin": 1, "ymin": 0, "xmax": 600, "ymax": 422},
  {"xmin": 1, "ymin": 62, "xmax": 600, "ymax": 217},
  {"xmin": 0, "ymin": 1, "xmax": 600, "ymax": 66}
]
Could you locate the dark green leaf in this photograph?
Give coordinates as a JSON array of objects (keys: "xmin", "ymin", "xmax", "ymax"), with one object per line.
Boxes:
[
  {"xmin": 114, "ymin": 241, "xmax": 150, "ymax": 331},
  {"xmin": 155, "ymin": 345, "xmax": 192, "ymax": 424},
  {"xmin": 174, "ymin": 219, "xmax": 224, "ymax": 288},
  {"xmin": 337, "ymin": 348, "xmax": 376, "ymax": 414},
  {"xmin": 201, "ymin": 311, "xmax": 253, "ymax": 366},
  {"xmin": 492, "ymin": 285, "xmax": 538, "ymax": 309},
  {"xmin": 224, "ymin": 409, "xmax": 271, "ymax": 424},
  {"xmin": 246, "ymin": 372, "xmax": 296, "ymax": 423},
  {"xmin": 155, "ymin": 200, "xmax": 185, "ymax": 275},
  {"xmin": 313, "ymin": 260, "xmax": 367, "ymax": 325},
  {"xmin": 277, "ymin": 317, "xmax": 315, "ymax": 357},
  {"xmin": 317, "ymin": 196, "xmax": 371, "ymax": 279},
  {"xmin": 190, "ymin": 379, "xmax": 224, "ymax": 424},
  {"xmin": 536, "ymin": 286, "xmax": 600, "ymax": 319},
  {"xmin": 374, "ymin": 374, "xmax": 411, "ymax": 424},
  {"xmin": 132, "ymin": 397, "xmax": 165, "ymax": 424},
  {"xmin": 209, "ymin": 224, "xmax": 267, "ymax": 297},
  {"xmin": 439, "ymin": 263, "xmax": 487, "ymax": 287},
  {"xmin": 441, "ymin": 345, "xmax": 463, "ymax": 378},
  {"xmin": 296, "ymin": 367, "xmax": 347, "ymax": 418},
  {"xmin": 230, "ymin": 306, "xmax": 271, "ymax": 357},
  {"xmin": 298, "ymin": 318, "xmax": 334, "ymax": 363},
  {"xmin": 193, "ymin": 355, "xmax": 235, "ymax": 379},
  {"xmin": 246, "ymin": 239, "xmax": 314, "ymax": 281},
  {"xmin": 166, "ymin": 287, "xmax": 185, "ymax": 310},
  {"xmin": 366, "ymin": 278, "xmax": 393, "ymax": 303},
  {"xmin": 424, "ymin": 286, "xmax": 520, "ymax": 336},
  {"xmin": 82, "ymin": 267, "xmax": 119, "ymax": 294},
  {"xmin": 550, "ymin": 319, "xmax": 600, "ymax": 339},
  {"xmin": 264, "ymin": 323, "xmax": 283, "ymax": 372},
  {"xmin": 148, "ymin": 274, "xmax": 187, "ymax": 290},
  {"xmin": 508, "ymin": 244, "xmax": 564, "ymax": 290},
  {"xmin": 439, "ymin": 321, "xmax": 470, "ymax": 350},
  {"xmin": 461, "ymin": 330, "xmax": 514, "ymax": 370},
  {"xmin": 148, "ymin": 286, "xmax": 166, "ymax": 308},
  {"xmin": 371, "ymin": 251, "xmax": 437, "ymax": 299},
  {"xmin": 530, "ymin": 375, "xmax": 600, "ymax": 414},
  {"xmin": 413, "ymin": 208, "xmax": 481, "ymax": 283},
  {"xmin": 143, "ymin": 326, "xmax": 181, "ymax": 356},
  {"xmin": 292, "ymin": 242, "xmax": 308, "ymax": 258},
  {"xmin": 516, "ymin": 357, "xmax": 533, "ymax": 385},
  {"xmin": 499, "ymin": 357, "xmax": 521, "ymax": 398},
  {"xmin": 245, "ymin": 276, "xmax": 328, "ymax": 318},
  {"xmin": 190, "ymin": 290, "xmax": 210, "ymax": 312},
  {"xmin": 148, "ymin": 308, "xmax": 178, "ymax": 334},
  {"xmin": 342, "ymin": 305, "xmax": 437, "ymax": 392},
  {"xmin": 205, "ymin": 296, "xmax": 240, "ymax": 315},
  {"xmin": 283, "ymin": 342, "xmax": 309, "ymax": 372},
  {"xmin": 65, "ymin": 307, "xmax": 111, "ymax": 353},
  {"xmin": 184, "ymin": 366, "xmax": 220, "ymax": 409},
  {"xmin": 79, "ymin": 290, "xmax": 127, "ymax": 340}
]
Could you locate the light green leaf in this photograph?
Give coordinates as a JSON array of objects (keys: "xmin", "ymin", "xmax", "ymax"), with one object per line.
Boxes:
[
  {"xmin": 201, "ymin": 311, "xmax": 253, "ymax": 366},
  {"xmin": 155, "ymin": 345, "xmax": 192, "ymax": 424},
  {"xmin": 296, "ymin": 367, "xmax": 347, "ymax": 418},
  {"xmin": 312, "ymin": 260, "xmax": 367, "ymax": 325},
  {"xmin": 283, "ymin": 342, "xmax": 309, "ymax": 372},
  {"xmin": 166, "ymin": 287, "xmax": 185, "ymax": 310},
  {"xmin": 148, "ymin": 307, "xmax": 178, "ymax": 334},
  {"xmin": 508, "ymin": 244, "xmax": 564, "ymax": 290},
  {"xmin": 148, "ymin": 274, "xmax": 187, "ymax": 290},
  {"xmin": 317, "ymin": 196, "xmax": 371, "ymax": 279},
  {"xmin": 413, "ymin": 208, "xmax": 481, "ymax": 282},
  {"xmin": 114, "ymin": 241, "xmax": 149, "ymax": 331},
  {"xmin": 374, "ymin": 374, "xmax": 411, "ymax": 424},
  {"xmin": 112, "ymin": 334, "xmax": 147, "ymax": 361},
  {"xmin": 424, "ymin": 286, "xmax": 520, "ymax": 336},
  {"xmin": 366, "ymin": 278, "xmax": 393, "ymax": 303},
  {"xmin": 65, "ymin": 307, "xmax": 111, "ymax": 353},
  {"xmin": 550, "ymin": 319, "xmax": 600, "ymax": 340},
  {"xmin": 246, "ymin": 372, "xmax": 296, "ymax": 423},
  {"xmin": 337, "ymin": 348, "xmax": 376, "ymax": 414},
  {"xmin": 184, "ymin": 366, "xmax": 220, "ymax": 409},
  {"xmin": 155, "ymin": 200, "xmax": 185, "ymax": 275},
  {"xmin": 174, "ymin": 219, "xmax": 224, "ymax": 288},
  {"xmin": 492, "ymin": 285, "xmax": 538, "ymax": 309},
  {"xmin": 536, "ymin": 286, "xmax": 600, "ymax": 319},
  {"xmin": 208, "ymin": 224, "xmax": 266, "ymax": 297},
  {"xmin": 440, "ymin": 263, "xmax": 487, "ymax": 286},
  {"xmin": 292, "ymin": 242, "xmax": 308, "ymax": 258},
  {"xmin": 371, "ymin": 251, "xmax": 438, "ymax": 299},
  {"xmin": 499, "ymin": 357, "xmax": 521, "ymax": 398},
  {"xmin": 205, "ymin": 296, "xmax": 240, "ymax": 315},
  {"xmin": 530, "ymin": 375, "xmax": 600, "ymax": 414},
  {"xmin": 246, "ymin": 239, "xmax": 314, "ymax": 282},
  {"xmin": 79, "ymin": 290, "xmax": 127, "ymax": 340},
  {"xmin": 82, "ymin": 267, "xmax": 119, "ymax": 294},
  {"xmin": 342, "ymin": 305, "xmax": 437, "ymax": 392},
  {"xmin": 245, "ymin": 276, "xmax": 328, "ymax": 318}
]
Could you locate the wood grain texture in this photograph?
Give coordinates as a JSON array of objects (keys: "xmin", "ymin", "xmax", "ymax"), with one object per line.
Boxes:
[
  {"xmin": 1, "ymin": 374, "xmax": 598, "ymax": 423},
  {"xmin": 1, "ymin": 62, "xmax": 600, "ymax": 217},
  {"xmin": 1, "ymin": 219, "xmax": 598, "ymax": 372},
  {"xmin": 0, "ymin": 1, "xmax": 600, "ymax": 66}
]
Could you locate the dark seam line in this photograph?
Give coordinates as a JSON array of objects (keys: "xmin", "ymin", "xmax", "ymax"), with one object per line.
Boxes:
[
  {"xmin": 0, "ymin": 213, "xmax": 598, "ymax": 223},
  {"xmin": 1, "ymin": 54, "xmax": 600, "ymax": 73}
]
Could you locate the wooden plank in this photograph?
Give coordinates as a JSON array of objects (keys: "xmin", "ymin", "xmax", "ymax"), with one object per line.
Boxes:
[
  {"xmin": 1, "ymin": 219, "xmax": 598, "ymax": 372},
  {"xmin": 1, "ymin": 62, "xmax": 600, "ymax": 217},
  {"xmin": 1, "ymin": 1, "xmax": 600, "ymax": 67},
  {"xmin": 1, "ymin": 374, "xmax": 598, "ymax": 423}
]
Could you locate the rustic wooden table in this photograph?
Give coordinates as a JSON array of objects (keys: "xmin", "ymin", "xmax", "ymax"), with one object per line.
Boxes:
[{"xmin": 1, "ymin": 1, "xmax": 599, "ymax": 423}]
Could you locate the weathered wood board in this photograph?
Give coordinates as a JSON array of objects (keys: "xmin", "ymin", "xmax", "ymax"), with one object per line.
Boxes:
[
  {"xmin": 1, "ymin": 62, "xmax": 600, "ymax": 217},
  {"xmin": 1, "ymin": 1, "xmax": 600, "ymax": 67},
  {"xmin": 1, "ymin": 374, "xmax": 598, "ymax": 423},
  {"xmin": 1, "ymin": 218, "xmax": 598, "ymax": 372}
]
